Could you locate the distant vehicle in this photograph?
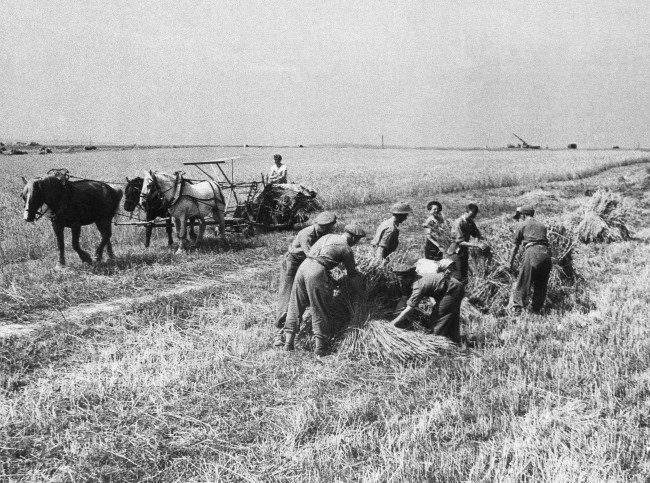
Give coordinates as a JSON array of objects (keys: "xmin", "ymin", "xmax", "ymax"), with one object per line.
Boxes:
[
  {"xmin": 567, "ymin": 143, "xmax": 577, "ymax": 149},
  {"xmin": 612, "ymin": 146, "xmax": 620, "ymax": 150},
  {"xmin": 84, "ymin": 145, "xmax": 98, "ymax": 151},
  {"xmin": 11, "ymin": 148, "xmax": 28, "ymax": 155},
  {"xmin": 510, "ymin": 133, "xmax": 541, "ymax": 149},
  {"xmin": 39, "ymin": 147, "xmax": 53, "ymax": 154}
]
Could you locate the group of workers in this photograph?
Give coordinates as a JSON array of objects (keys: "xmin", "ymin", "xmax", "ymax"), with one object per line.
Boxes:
[{"xmin": 268, "ymin": 154, "xmax": 553, "ymax": 355}]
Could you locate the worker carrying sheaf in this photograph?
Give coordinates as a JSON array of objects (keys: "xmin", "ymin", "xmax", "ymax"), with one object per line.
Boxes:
[
  {"xmin": 283, "ymin": 224, "xmax": 366, "ymax": 356},
  {"xmin": 508, "ymin": 205, "xmax": 552, "ymax": 314},
  {"xmin": 390, "ymin": 259, "xmax": 464, "ymax": 344},
  {"xmin": 371, "ymin": 202, "xmax": 412, "ymax": 262},
  {"xmin": 266, "ymin": 154, "xmax": 287, "ymax": 184},
  {"xmin": 273, "ymin": 211, "xmax": 337, "ymax": 346},
  {"xmin": 446, "ymin": 203, "xmax": 484, "ymax": 285},
  {"xmin": 422, "ymin": 200, "xmax": 445, "ymax": 261}
]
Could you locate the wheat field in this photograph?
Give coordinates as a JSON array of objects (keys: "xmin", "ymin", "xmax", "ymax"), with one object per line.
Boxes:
[{"xmin": 1, "ymin": 148, "xmax": 649, "ymax": 481}]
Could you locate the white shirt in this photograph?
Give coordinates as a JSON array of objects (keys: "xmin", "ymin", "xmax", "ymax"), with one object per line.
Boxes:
[{"xmin": 268, "ymin": 164, "xmax": 287, "ymax": 183}]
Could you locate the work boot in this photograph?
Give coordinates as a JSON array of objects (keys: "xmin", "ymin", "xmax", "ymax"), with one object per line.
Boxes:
[
  {"xmin": 273, "ymin": 329, "xmax": 285, "ymax": 347},
  {"xmin": 284, "ymin": 331, "xmax": 295, "ymax": 351},
  {"xmin": 314, "ymin": 337, "xmax": 328, "ymax": 357}
]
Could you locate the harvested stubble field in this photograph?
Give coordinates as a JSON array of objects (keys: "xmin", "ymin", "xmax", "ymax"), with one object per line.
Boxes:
[{"xmin": 1, "ymin": 148, "xmax": 649, "ymax": 481}]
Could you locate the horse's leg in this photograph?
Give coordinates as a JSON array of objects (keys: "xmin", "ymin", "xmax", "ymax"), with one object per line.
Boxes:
[
  {"xmin": 145, "ymin": 214, "xmax": 154, "ymax": 248},
  {"xmin": 165, "ymin": 218, "xmax": 174, "ymax": 246},
  {"xmin": 188, "ymin": 217, "xmax": 197, "ymax": 240},
  {"xmin": 71, "ymin": 224, "xmax": 92, "ymax": 264},
  {"xmin": 52, "ymin": 221, "xmax": 66, "ymax": 266},
  {"xmin": 195, "ymin": 217, "xmax": 205, "ymax": 246},
  {"xmin": 97, "ymin": 219, "xmax": 115, "ymax": 260},
  {"xmin": 175, "ymin": 216, "xmax": 188, "ymax": 253},
  {"xmin": 216, "ymin": 207, "xmax": 226, "ymax": 241}
]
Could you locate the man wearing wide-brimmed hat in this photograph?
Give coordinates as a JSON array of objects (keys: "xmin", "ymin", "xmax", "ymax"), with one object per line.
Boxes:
[
  {"xmin": 274, "ymin": 211, "xmax": 337, "ymax": 346},
  {"xmin": 390, "ymin": 258, "xmax": 464, "ymax": 343},
  {"xmin": 267, "ymin": 154, "xmax": 287, "ymax": 184},
  {"xmin": 509, "ymin": 205, "xmax": 552, "ymax": 314},
  {"xmin": 283, "ymin": 224, "xmax": 366, "ymax": 356},
  {"xmin": 446, "ymin": 203, "xmax": 484, "ymax": 285},
  {"xmin": 371, "ymin": 202, "xmax": 412, "ymax": 261}
]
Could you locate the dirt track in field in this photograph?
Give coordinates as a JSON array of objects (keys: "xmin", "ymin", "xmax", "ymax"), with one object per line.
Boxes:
[{"xmin": 0, "ymin": 264, "xmax": 275, "ymax": 339}]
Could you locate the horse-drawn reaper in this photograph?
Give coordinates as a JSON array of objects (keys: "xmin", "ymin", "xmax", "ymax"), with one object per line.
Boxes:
[{"xmin": 118, "ymin": 157, "xmax": 322, "ymax": 249}]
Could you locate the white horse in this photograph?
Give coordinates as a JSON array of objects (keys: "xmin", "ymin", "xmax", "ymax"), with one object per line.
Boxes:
[{"xmin": 140, "ymin": 171, "xmax": 226, "ymax": 252}]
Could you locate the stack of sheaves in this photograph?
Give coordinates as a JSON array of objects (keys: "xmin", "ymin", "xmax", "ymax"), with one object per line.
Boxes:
[
  {"xmin": 254, "ymin": 183, "xmax": 323, "ymax": 227},
  {"xmin": 576, "ymin": 190, "xmax": 632, "ymax": 243}
]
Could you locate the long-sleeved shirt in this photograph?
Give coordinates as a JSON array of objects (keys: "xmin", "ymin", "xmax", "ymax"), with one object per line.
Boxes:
[
  {"xmin": 307, "ymin": 234, "xmax": 359, "ymax": 275},
  {"xmin": 514, "ymin": 218, "xmax": 548, "ymax": 248},
  {"xmin": 288, "ymin": 224, "xmax": 323, "ymax": 259},
  {"xmin": 406, "ymin": 273, "xmax": 450, "ymax": 308},
  {"xmin": 268, "ymin": 164, "xmax": 287, "ymax": 184},
  {"xmin": 371, "ymin": 218, "xmax": 399, "ymax": 257},
  {"xmin": 447, "ymin": 216, "xmax": 481, "ymax": 255}
]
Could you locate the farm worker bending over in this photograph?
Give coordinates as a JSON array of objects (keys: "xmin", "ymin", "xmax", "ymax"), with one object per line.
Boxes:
[
  {"xmin": 371, "ymin": 202, "xmax": 412, "ymax": 262},
  {"xmin": 390, "ymin": 259, "xmax": 464, "ymax": 343},
  {"xmin": 274, "ymin": 211, "xmax": 338, "ymax": 346},
  {"xmin": 284, "ymin": 224, "xmax": 366, "ymax": 356},
  {"xmin": 423, "ymin": 200, "xmax": 445, "ymax": 261},
  {"xmin": 446, "ymin": 203, "xmax": 484, "ymax": 285},
  {"xmin": 508, "ymin": 205, "xmax": 552, "ymax": 314},
  {"xmin": 266, "ymin": 154, "xmax": 287, "ymax": 184}
]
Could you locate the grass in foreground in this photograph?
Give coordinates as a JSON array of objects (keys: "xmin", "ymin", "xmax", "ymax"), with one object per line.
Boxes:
[{"xmin": 0, "ymin": 237, "xmax": 648, "ymax": 481}]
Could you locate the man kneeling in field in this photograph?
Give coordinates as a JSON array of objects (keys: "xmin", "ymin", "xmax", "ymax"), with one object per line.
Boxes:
[{"xmin": 390, "ymin": 259, "xmax": 464, "ymax": 344}]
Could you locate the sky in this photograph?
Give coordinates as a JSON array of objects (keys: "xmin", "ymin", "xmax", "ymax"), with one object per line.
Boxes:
[{"xmin": 1, "ymin": 0, "xmax": 648, "ymax": 148}]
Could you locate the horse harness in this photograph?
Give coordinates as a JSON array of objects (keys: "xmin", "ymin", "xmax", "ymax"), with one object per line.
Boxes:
[{"xmin": 148, "ymin": 172, "xmax": 224, "ymax": 211}]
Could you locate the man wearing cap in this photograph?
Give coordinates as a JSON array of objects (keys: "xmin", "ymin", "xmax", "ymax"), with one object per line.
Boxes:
[
  {"xmin": 509, "ymin": 206, "xmax": 552, "ymax": 314},
  {"xmin": 390, "ymin": 259, "xmax": 464, "ymax": 343},
  {"xmin": 274, "ymin": 211, "xmax": 338, "ymax": 346},
  {"xmin": 446, "ymin": 203, "xmax": 484, "ymax": 285},
  {"xmin": 371, "ymin": 202, "xmax": 412, "ymax": 261},
  {"xmin": 267, "ymin": 154, "xmax": 287, "ymax": 184},
  {"xmin": 423, "ymin": 200, "xmax": 445, "ymax": 261},
  {"xmin": 284, "ymin": 224, "xmax": 366, "ymax": 356}
]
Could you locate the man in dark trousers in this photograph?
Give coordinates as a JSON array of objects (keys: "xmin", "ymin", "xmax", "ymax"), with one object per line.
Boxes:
[
  {"xmin": 283, "ymin": 224, "xmax": 366, "ymax": 356},
  {"xmin": 274, "ymin": 211, "xmax": 337, "ymax": 346},
  {"xmin": 446, "ymin": 203, "xmax": 484, "ymax": 285},
  {"xmin": 508, "ymin": 205, "xmax": 553, "ymax": 314},
  {"xmin": 390, "ymin": 259, "xmax": 464, "ymax": 344}
]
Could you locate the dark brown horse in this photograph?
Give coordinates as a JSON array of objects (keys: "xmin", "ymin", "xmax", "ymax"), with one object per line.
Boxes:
[
  {"xmin": 21, "ymin": 173, "xmax": 123, "ymax": 266},
  {"xmin": 124, "ymin": 176, "xmax": 174, "ymax": 247}
]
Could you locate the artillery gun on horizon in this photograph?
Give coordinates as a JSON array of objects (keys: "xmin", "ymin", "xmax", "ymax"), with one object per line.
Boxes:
[{"xmin": 507, "ymin": 133, "xmax": 541, "ymax": 149}]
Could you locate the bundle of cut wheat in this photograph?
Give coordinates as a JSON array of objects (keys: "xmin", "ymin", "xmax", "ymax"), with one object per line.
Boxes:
[
  {"xmin": 576, "ymin": 190, "xmax": 631, "ymax": 243},
  {"xmin": 337, "ymin": 320, "xmax": 458, "ymax": 365},
  {"xmin": 253, "ymin": 183, "xmax": 323, "ymax": 227}
]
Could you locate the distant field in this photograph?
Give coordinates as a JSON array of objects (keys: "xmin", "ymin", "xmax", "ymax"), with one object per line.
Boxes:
[{"xmin": 1, "ymin": 147, "xmax": 647, "ymax": 264}]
